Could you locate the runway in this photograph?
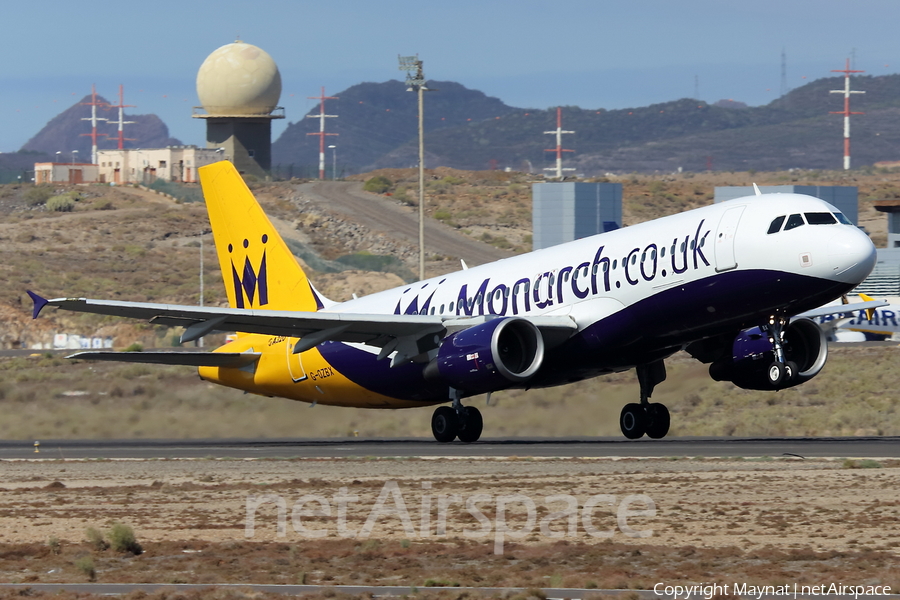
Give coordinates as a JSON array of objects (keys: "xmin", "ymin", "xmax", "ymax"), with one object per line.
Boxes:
[{"xmin": 2, "ymin": 436, "xmax": 898, "ymax": 460}]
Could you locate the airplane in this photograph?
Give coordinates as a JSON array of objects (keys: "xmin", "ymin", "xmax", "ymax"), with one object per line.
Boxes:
[
  {"xmin": 29, "ymin": 162, "xmax": 878, "ymax": 442},
  {"xmin": 808, "ymin": 293, "xmax": 900, "ymax": 342}
]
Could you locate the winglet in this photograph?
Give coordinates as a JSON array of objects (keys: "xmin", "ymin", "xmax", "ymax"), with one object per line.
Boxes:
[
  {"xmin": 859, "ymin": 293, "xmax": 877, "ymax": 321},
  {"xmin": 752, "ymin": 183, "xmax": 762, "ymax": 196},
  {"xmin": 26, "ymin": 291, "xmax": 49, "ymax": 320}
]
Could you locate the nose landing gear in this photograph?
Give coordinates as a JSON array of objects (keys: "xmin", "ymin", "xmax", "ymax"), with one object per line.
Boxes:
[
  {"xmin": 762, "ymin": 316, "xmax": 797, "ymax": 388},
  {"xmin": 619, "ymin": 360, "xmax": 671, "ymax": 440}
]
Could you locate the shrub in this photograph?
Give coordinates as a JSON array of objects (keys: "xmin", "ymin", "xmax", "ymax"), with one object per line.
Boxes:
[
  {"xmin": 24, "ymin": 186, "xmax": 54, "ymax": 206},
  {"xmin": 48, "ymin": 537, "xmax": 61, "ymax": 555},
  {"xmin": 108, "ymin": 522, "xmax": 143, "ymax": 555},
  {"xmin": 363, "ymin": 175, "xmax": 391, "ymax": 194},
  {"xmin": 86, "ymin": 527, "xmax": 108, "ymax": 551},
  {"xmin": 75, "ymin": 555, "xmax": 96, "ymax": 581},
  {"xmin": 123, "ymin": 343, "xmax": 143, "ymax": 353},
  {"xmin": 46, "ymin": 195, "xmax": 75, "ymax": 212}
]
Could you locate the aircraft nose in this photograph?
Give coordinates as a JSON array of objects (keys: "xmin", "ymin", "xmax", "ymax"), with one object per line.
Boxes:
[{"xmin": 827, "ymin": 226, "xmax": 877, "ymax": 284}]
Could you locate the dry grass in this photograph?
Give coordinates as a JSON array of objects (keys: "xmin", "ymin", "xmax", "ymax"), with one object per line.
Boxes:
[
  {"xmin": 0, "ymin": 538, "xmax": 896, "ymax": 589},
  {"xmin": 0, "ymin": 344, "xmax": 898, "ymax": 440}
]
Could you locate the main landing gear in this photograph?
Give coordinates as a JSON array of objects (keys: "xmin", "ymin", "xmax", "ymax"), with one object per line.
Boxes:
[
  {"xmin": 762, "ymin": 316, "xmax": 798, "ymax": 389},
  {"xmin": 432, "ymin": 389, "xmax": 483, "ymax": 443},
  {"xmin": 619, "ymin": 360, "xmax": 671, "ymax": 440}
]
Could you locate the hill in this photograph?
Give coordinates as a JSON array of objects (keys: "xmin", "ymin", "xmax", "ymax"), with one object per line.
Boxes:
[
  {"xmin": 273, "ymin": 74, "xmax": 900, "ymax": 175},
  {"xmin": 271, "ymin": 80, "xmax": 520, "ymax": 176},
  {"xmin": 19, "ymin": 94, "xmax": 182, "ymax": 159}
]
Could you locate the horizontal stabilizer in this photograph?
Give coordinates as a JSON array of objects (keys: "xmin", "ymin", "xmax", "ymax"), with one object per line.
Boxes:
[{"xmin": 65, "ymin": 351, "xmax": 261, "ymax": 368}]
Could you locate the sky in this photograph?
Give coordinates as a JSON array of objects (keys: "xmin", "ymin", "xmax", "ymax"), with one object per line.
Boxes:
[{"xmin": 3, "ymin": 0, "xmax": 899, "ymax": 152}]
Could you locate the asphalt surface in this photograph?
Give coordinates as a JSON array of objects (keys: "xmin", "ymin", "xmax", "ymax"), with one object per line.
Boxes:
[
  {"xmin": 296, "ymin": 180, "xmax": 513, "ymax": 267},
  {"xmin": 2, "ymin": 436, "xmax": 898, "ymax": 460}
]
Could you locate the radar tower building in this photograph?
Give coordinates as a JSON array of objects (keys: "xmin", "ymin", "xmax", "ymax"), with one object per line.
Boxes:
[{"xmin": 193, "ymin": 40, "xmax": 285, "ymax": 179}]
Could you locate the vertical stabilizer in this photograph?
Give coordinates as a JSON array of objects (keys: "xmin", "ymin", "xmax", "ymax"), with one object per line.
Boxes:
[{"xmin": 199, "ymin": 161, "xmax": 323, "ymax": 312}]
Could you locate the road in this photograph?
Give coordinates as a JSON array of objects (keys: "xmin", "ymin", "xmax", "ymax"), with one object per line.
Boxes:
[
  {"xmin": 3, "ymin": 436, "xmax": 898, "ymax": 460},
  {"xmin": 296, "ymin": 181, "xmax": 513, "ymax": 268}
]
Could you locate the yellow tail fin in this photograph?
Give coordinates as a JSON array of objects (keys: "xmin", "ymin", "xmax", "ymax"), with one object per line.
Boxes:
[{"xmin": 199, "ymin": 161, "xmax": 323, "ymax": 312}]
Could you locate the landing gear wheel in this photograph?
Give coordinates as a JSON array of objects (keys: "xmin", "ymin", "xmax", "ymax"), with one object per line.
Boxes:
[
  {"xmin": 457, "ymin": 406, "xmax": 483, "ymax": 443},
  {"xmin": 645, "ymin": 403, "xmax": 670, "ymax": 439},
  {"xmin": 620, "ymin": 403, "xmax": 646, "ymax": 440},
  {"xmin": 784, "ymin": 361, "xmax": 798, "ymax": 385},
  {"xmin": 767, "ymin": 362, "xmax": 785, "ymax": 388},
  {"xmin": 432, "ymin": 406, "xmax": 460, "ymax": 443}
]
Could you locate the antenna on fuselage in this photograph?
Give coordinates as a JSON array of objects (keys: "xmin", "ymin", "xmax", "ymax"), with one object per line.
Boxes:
[{"xmin": 753, "ymin": 183, "xmax": 762, "ymax": 196}]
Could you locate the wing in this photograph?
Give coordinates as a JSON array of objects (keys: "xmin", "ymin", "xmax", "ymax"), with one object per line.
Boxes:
[
  {"xmin": 29, "ymin": 292, "xmax": 577, "ymax": 364},
  {"xmin": 794, "ymin": 299, "xmax": 887, "ymax": 321}
]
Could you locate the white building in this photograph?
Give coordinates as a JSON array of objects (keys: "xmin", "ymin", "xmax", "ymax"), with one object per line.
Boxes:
[{"xmin": 96, "ymin": 146, "xmax": 223, "ymax": 184}]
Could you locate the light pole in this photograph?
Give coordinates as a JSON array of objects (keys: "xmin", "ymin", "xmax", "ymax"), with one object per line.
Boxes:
[
  {"xmin": 55, "ymin": 151, "xmax": 62, "ymax": 163},
  {"xmin": 398, "ymin": 54, "xmax": 430, "ymax": 281},
  {"xmin": 71, "ymin": 150, "xmax": 78, "ymax": 165},
  {"xmin": 328, "ymin": 145, "xmax": 337, "ymax": 181}
]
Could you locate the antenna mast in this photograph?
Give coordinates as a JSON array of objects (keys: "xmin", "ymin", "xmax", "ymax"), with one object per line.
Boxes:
[
  {"xmin": 543, "ymin": 107, "xmax": 575, "ymax": 179},
  {"xmin": 106, "ymin": 85, "xmax": 135, "ymax": 150},
  {"xmin": 80, "ymin": 84, "xmax": 108, "ymax": 164},
  {"xmin": 829, "ymin": 58, "xmax": 865, "ymax": 170},
  {"xmin": 306, "ymin": 87, "xmax": 338, "ymax": 180},
  {"xmin": 780, "ymin": 48, "xmax": 789, "ymax": 96}
]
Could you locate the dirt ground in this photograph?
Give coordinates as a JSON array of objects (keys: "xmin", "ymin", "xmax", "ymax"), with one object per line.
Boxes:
[{"xmin": 0, "ymin": 457, "xmax": 898, "ymax": 589}]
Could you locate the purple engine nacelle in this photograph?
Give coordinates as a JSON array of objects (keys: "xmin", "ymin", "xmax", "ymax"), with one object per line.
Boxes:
[
  {"xmin": 424, "ymin": 317, "xmax": 545, "ymax": 394},
  {"xmin": 710, "ymin": 318, "xmax": 828, "ymax": 390}
]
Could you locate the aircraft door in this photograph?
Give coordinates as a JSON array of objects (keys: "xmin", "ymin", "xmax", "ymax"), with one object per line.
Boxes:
[
  {"xmin": 714, "ymin": 206, "xmax": 745, "ymax": 272},
  {"xmin": 286, "ymin": 339, "xmax": 309, "ymax": 383}
]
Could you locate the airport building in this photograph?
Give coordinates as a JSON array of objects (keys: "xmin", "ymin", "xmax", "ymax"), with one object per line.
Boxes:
[
  {"xmin": 714, "ymin": 185, "xmax": 859, "ymax": 225},
  {"xmin": 96, "ymin": 146, "xmax": 222, "ymax": 184},
  {"xmin": 34, "ymin": 162, "xmax": 99, "ymax": 184},
  {"xmin": 532, "ymin": 182, "xmax": 622, "ymax": 250}
]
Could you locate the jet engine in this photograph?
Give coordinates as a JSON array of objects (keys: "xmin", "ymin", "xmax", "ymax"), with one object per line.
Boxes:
[
  {"xmin": 424, "ymin": 317, "xmax": 544, "ymax": 394},
  {"xmin": 709, "ymin": 318, "xmax": 828, "ymax": 391}
]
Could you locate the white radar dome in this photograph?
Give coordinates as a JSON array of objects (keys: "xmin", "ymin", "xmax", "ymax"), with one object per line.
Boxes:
[{"xmin": 196, "ymin": 40, "xmax": 282, "ymax": 116}]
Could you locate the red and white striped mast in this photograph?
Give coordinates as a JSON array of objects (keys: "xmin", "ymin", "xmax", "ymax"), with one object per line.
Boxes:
[
  {"xmin": 107, "ymin": 85, "xmax": 135, "ymax": 150},
  {"xmin": 306, "ymin": 87, "xmax": 338, "ymax": 180},
  {"xmin": 543, "ymin": 107, "xmax": 574, "ymax": 179},
  {"xmin": 80, "ymin": 84, "xmax": 108, "ymax": 164},
  {"xmin": 829, "ymin": 59, "xmax": 865, "ymax": 170}
]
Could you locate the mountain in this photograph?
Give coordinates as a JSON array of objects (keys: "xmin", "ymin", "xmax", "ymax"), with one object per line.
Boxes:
[
  {"xmin": 20, "ymin": 95, "xmax": 182, "ymax": 160},
  {"xmin": 271, "ymin": 80, "xmax": 519, "ymax": 175},
  {"xmin": 273, "ymin": 74, "xmax": 900, "ymax": 175}
]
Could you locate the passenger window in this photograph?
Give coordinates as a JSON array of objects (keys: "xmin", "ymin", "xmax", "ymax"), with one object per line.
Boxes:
[
  {"xmin": 767, "ymin": 215, "xmax": 786, "ymax": 234},
  {"xmin": 784, "ymin": 214, "xmax": 805, "ymax": 231},
  {"xmin": 805, "ymin": 212, "xmax": 837, "ymax": 225},
  {"xmin": 835, "ymin": 212, "xmax": 852, "ymax": 225}
]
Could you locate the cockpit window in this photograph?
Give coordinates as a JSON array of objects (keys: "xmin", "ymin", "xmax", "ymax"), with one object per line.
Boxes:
[
  {"xmin": 767, "ymin": 215, "xmax": 786, "ymax": 234},
  {"xmin": 834, "ymin": 212, "xmax": 853, "ymax": 225},
  {"xmin": 805, "ymin": 212, "xmax": 837, "ymax": 225},
  {"xmin": 784, "ymin": 213, "xmax": 805, "ymax": 231}
]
